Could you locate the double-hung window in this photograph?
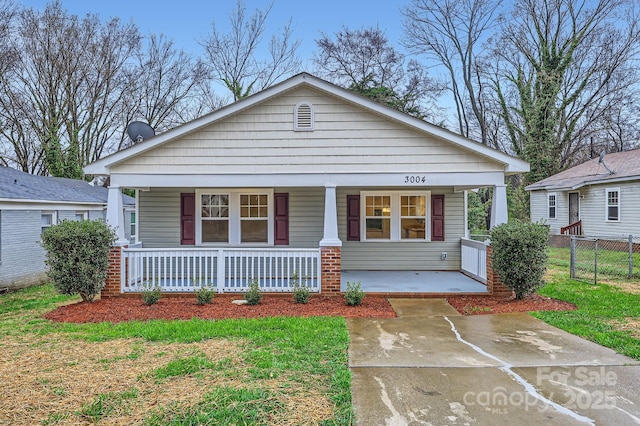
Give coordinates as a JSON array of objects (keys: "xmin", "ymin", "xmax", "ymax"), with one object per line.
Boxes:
[
  {"xmin": 41, "ymin": 211, "xmax": 57, "ymax": 235},
  {"xmin": 201, "ymin": 194, "xmax": 229, "ymax": 243},
  {"xmin": 606, "ymin": 188, "xmax": 620, "ymax": 221},
  {"xmin": 362, "ymin": 191, "xmax": 429, "ymax": 241},
  {"xmin": 197, "ymin": 190, "xmax": 273, "ymax": 245},
  {"xmin": 548, "ymin": 193, "xmax": 556, "ymax": 219},
  {"xmin": 75, "ymin": 211, "xmax": 88, "ymax": 221}
]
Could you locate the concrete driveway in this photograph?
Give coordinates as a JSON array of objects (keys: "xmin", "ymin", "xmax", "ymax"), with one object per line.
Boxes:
[{"xmin": 347, "ymin": 299, "xmax": 640, "ymax": 425}]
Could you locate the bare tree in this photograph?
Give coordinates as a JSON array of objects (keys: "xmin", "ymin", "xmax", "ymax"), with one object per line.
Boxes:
[
  {"xmin": 402, "ymin": 0, "xmax": 503, "ymax": 144},
  {"xmin": 201, "ymin": 0, "xmax": 301, "ymax": 101},
  {"xmin": 314, "ymin": 25, "xmax": 441, "ymax": 119},
  {"xmin": 0, "ymin": 1, "xmax": 141, "ymax": 176},
  {"xmin": 493, "ymin": 0, "xmax": 640, "ymax": 184},
  {"xmin": 118, "ymin": 34, "xmax": 210, "ymax": 150}
]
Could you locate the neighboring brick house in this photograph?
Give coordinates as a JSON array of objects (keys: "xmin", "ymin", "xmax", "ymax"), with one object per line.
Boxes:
[{"xmin": 0, "ymin": 167, "xmax": 135, "ymax": 291}]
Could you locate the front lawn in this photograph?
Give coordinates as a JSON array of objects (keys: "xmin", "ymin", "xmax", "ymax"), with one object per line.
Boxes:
[
  {"xmin": 533, "ymin": 267, "xmax": 640, "ymax": 360},
  {"xmin": 0, "ymin": 284, "xmax": 351, "ymax": 425}
]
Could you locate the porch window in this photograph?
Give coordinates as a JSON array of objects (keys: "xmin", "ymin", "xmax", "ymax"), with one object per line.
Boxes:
[
  {"xmin": 401, "ymin": 195, "xmax": 426, "ymax": 239},
  {"xmin": 201, "ymin": 194, "xmax": 229, "ymax": 243},
  {"xmin": 240, "ymin": 194, "xmax": 268, "ymax": 243},
  {"xmin": 365, "ymin": 195, "xmax": 391, "ymax": 239},
  {"xmin": 606, "ymin": 188, "xmax": 620, "ymax": 221},
  {"xmin": 547, "ymin": 193, "xmax": 556, "ymax": 219},
  {"xmin": 196, "ymin": 190, "xmax": 273, "ymax": 245},
  {"xmin": 362, "ymin": 191, "xmax": 430, "ymax": 241}
]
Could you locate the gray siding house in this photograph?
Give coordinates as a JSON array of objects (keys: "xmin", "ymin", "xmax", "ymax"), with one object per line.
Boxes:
[
  {"xmin": 526, "ymin": 149, "xmax": 640, "ymax": 236},
  {"xmin": 85, "ymin": 73, "xmax": 528, "ymax": 296},
  {"xmin": 0, "ymin": 167, "xmax": 135, "ymax": 290}
]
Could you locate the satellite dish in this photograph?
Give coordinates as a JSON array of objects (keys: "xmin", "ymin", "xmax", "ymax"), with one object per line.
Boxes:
[
  {"xmin": 598, "ymin": 151, "xmax": 615, "ymax": 175},
  {"xmin": 126, "ymin": 121, "xmax": 155, "ymax": 144}
]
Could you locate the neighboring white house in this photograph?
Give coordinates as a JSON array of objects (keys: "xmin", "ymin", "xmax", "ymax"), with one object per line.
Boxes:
[
  {"xmin": 84, "ymin": 73, "xmax": 529, "ymax": 296},
  {"xmin": 0, "ymin": 167, "xmax": 135, "ymax": 291},
  {"xmin": 526, "ymin": 148, "xmax": 640, "ymax": 236}
]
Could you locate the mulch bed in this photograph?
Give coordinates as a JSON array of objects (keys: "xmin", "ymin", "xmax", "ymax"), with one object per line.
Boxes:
[
  {"xmin": 44, "ymin": 294, "xmax": 398, "ymax": 323},
  {"xmin": 446, "ymin": 293, "xmax": 577, "ymax": 315},
  {"xmin": 44, "ymin": 293, "xmax": 576, "ymax": 323}
]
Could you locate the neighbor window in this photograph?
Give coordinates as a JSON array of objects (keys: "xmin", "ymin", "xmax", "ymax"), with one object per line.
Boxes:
[
  {"xmin": 197, "ymin": 190, "xmax": 273, "ymax": 245},
  {"xmin": 41, "ymin": 211, "xmax": 57, "ymax": 235},
  {"xmin": 606, "ymin": 188, "xmax": 620, "ymax": 221},
  {"xmin": 548, "ymin": 193, "xmax": 556, "ymax": 219},
  {"xmin": 75, "ymin": 211, "xmax": 88, "ymax": 221},
  {"xmin": 362, "ymin": 191, "xmax": 429, "ymax": 241}
]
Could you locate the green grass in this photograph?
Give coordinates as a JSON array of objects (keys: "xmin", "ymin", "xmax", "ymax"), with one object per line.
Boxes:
[
  {"xmin": 0, "ymin": 284, "xmax": 353, "ymax": 424},
  {"xmin": 533, "ymin": 270, "xmax": 640, "ymax": 360}
]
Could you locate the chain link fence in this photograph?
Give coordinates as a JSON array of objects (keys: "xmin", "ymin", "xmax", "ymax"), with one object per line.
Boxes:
[{"xmin": 570, "ymin": 235, "xmax": 640, "ymax": 284}]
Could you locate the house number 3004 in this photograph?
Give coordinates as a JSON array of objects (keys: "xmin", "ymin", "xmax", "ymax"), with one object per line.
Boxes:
[{"xmin": 404, "ymin": 175, "xmax": 426, "ymax": 184}]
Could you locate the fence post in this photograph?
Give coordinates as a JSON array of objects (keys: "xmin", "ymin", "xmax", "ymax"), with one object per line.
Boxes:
[
  {"xmin": 630, "ymin": 235, "xmax": 634, "ymax": 279},
  {"xmin": 570, "ymin": 236, "xmax": 576, "ymax": 279},
  {"xmin": 594, "ymin": 239, "xmax": 598, "ymax": 285}
]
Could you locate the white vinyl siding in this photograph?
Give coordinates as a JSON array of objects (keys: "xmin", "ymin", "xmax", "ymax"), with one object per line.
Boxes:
[
  {"xmin": 111, "ymin": 87, "xmax": 506, "ymax": 176},
  {"xmin": 0, "ymin": 211, "xmax": 49, "ymax": 289}
]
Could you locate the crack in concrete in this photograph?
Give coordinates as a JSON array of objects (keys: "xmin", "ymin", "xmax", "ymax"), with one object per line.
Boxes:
[{"xmin": 443, "ymin": 316, "xmax": 595, "ymax": 425}]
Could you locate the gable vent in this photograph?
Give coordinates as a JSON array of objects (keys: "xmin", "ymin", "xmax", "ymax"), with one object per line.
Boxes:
[{"xmin": 294, "ymin": 102, "xmax": 314, "ymax": 131}]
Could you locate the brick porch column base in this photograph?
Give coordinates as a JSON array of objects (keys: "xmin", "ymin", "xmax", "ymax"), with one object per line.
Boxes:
[
  {"xmin": 321, "ymin": 246, "xmax": 341, "ymax": 295},
  {"xmin": 486, "ymin": 245, "xmax": 513, "ymax": 297},
  {"xmin": 102, "ymin": 245, "xmax": 127, "ymax": 298}
]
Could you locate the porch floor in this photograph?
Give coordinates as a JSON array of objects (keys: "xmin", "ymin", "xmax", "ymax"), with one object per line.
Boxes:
[{"xmin": 341, "ymin": 271, "xmax": 488, "ymax": 294}]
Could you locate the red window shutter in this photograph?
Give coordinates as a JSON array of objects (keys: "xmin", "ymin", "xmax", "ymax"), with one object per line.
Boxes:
[
  {"xmin": 347, "ymin": 195, "xmax": 360, "ymax": 241},
  {"xmin": 431, "ymin": 194, "xmax": 445, "ymax": 241},
  {"xmin": 181, "ymin": 193, "xmax": 195, "ymax": 245},
  {"xmin": 274, "ymin": 193, "xmax": 289, "ymax": 245}
]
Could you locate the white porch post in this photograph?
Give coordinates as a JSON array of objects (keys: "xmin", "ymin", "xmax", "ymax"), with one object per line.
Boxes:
[
  {"xmin": 107, "ymin": 186, "xmax": 128, "ymax": 245},
  {"xmin": 490, "ymin": 184, "xmax": 508, "ymax": 228},
  {"xmin": 319, "ymin": 185, "xmax": 342, "ymax": 247}
]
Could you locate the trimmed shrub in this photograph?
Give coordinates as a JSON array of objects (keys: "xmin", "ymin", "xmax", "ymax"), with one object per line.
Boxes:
[
  {"xmin": 291, "ymin": 272, "xmax": 310, "ymax": 304},
  {"xmin": 141, "ymin": 283, "xmax": 161, "ymax": 305},
  {"xmin": 195, "ymin": 284, "xmax": 216, "ymax": 305},
  {"xmin": 344, "ymin": 281, "xmax": 365, "ymax": 306},
  {"xmin": 490, "ymin": 220, "xmax": 549, "ymax": 299},
  {"xmin": 41, "ymin": 219, "xmax": 116, "ymax": 302},
  {"xmin": 244, "ymin": 280, "xmax": 262, "ymax": 305}
]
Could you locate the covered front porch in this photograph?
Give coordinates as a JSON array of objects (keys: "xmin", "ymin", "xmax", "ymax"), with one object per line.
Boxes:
[{"xmin": 342, "ymin": 270, "xmax": 488, "ymax": 294}]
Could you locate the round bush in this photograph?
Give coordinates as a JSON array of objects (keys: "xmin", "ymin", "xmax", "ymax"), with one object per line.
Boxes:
[
  {"xmin": 490, "ymin": 220, "xmax": 549, "ymax": 299},
  {"xmin": 42, "ymin": 219, "xmax": 116, "ymax": 302}
]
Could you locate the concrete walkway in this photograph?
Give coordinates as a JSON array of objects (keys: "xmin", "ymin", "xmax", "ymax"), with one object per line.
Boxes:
[{"xmin": 347, "ymin": 299, "xmax": 640, "ymax": 425}]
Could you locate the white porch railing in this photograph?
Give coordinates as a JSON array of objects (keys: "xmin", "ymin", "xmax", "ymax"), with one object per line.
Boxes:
[
  {"xmin": 121, "ymin": 247, "xmax": 321, "ymax": 293},
  {"xmin": 460, "ymin": 238, "xmax": 488, "ymax": 284}
]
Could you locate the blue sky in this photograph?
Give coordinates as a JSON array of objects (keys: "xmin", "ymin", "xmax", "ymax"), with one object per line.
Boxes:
[{"xmin": 19, "ymin": 0, "xmax": 408, "ymax": 66}]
